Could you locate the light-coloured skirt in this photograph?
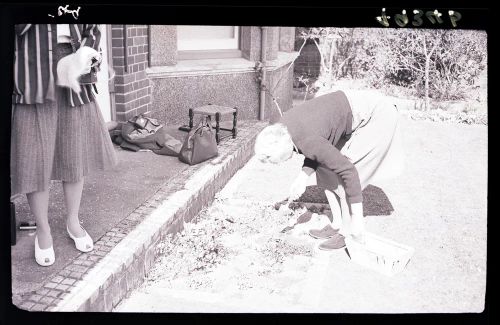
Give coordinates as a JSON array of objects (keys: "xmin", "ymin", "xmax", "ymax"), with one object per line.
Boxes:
[
  {"xmin": 316, "ymin": 97, "xmax": 405, "ymax": 193},
  {"xmin": 10, "ymin": 84, "xmax": 117, "ymax": 195}
]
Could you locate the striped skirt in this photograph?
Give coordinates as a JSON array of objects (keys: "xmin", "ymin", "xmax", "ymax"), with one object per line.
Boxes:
[{"xmin": 10, "ymin": 67, "xmax": 117, "ymax": 196}]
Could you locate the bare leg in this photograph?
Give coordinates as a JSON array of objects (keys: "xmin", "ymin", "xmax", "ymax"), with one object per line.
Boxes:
[
  {"xmin": 26, "ymin": 190, "xmax": 52, "ymax": 249},
  {"xmin": 325, "ymin": 187, "xmax": 352, "ymax": 235},
  {"xmin": 63, "ymin": 178, "xmax": 85, "ymax": 237},
  {"xmin": 305, "ymin": 171, "xmax": 346, "ymax": 229},
  {"xmin": 324, "ymin": 190, "xmax": 342, "ymax": 229},
  {"xmin": 306, "ymin": 171, "xmax": 355, "ymax": 234}
]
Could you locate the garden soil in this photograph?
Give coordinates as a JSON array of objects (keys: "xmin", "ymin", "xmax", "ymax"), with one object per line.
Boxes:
[{"xmin": 116, "ymin": 117, "xmax": 487, "ymax": 313}]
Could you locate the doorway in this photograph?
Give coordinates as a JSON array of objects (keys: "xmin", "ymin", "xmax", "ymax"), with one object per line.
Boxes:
[{"xmin": 95, "ymin": 24, "xmax": 114, "ymax": 123}]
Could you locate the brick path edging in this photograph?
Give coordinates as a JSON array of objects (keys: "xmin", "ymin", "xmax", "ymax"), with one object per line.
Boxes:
[{"xmin": 47, "ymin": 121, "xmax": 268, "ymax": 312}]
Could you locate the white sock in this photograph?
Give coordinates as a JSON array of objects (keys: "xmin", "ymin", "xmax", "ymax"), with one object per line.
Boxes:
[{"xmin": 331, "ymin": 219, "xmax": 342, "ymax": 230}]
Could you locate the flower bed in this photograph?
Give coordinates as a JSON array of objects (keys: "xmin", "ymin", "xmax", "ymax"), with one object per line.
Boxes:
[{"xmin": 145, "ymin": 197, "xmax": 329, "ymax": 295}]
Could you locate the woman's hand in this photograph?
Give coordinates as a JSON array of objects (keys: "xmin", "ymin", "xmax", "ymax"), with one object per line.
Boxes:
[
  {"xmin": 350, "ymin": 213, "xmax": 365, "ymax": 235},
  {"xmin": 289, "ymin": 170, "xmax": 309, "ymax": 201},
  {"xmin": 349, "ymin": 202, "xmax": 365, "ymax": 240},
  {"xmin": 76, "ymin": 46, "xmax": 101, "ymax": 74},
  {"xmin": 90, "ymin": 51, "xmax": 103, "ymax": 69}
]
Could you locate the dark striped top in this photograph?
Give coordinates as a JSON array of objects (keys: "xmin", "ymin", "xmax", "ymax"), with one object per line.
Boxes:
[{"xmin": 13, "ymin": 24, "xmax": 101, "ymax": 107}]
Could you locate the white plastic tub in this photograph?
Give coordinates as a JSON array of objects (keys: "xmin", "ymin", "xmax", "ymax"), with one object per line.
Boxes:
[{"xmin": 345, "ymin": 232, "xmax": 415, "ymax": 276}]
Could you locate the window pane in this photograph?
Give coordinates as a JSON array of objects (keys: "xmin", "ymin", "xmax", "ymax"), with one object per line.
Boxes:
[
  {"xmin": 178, "ymin": 26, "xmax": 235, "ymax": 40},
  {"xmin": 177, "ymin": 25, "xmax": 239, "ymax": 51}
]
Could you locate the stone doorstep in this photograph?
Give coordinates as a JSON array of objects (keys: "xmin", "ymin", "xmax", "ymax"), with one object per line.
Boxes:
[{"xmin": 48, "ymin": 121, "xmax": 268, "ymax": 312}]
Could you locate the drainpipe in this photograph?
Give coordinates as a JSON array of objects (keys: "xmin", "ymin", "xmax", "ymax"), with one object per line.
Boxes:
[{"xmin": 259, "ymin": 26, "xmax": 268, "ymax": 121}]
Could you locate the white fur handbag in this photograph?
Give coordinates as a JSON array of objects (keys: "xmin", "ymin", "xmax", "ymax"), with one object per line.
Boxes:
[{"xmin": 56, "ymin": 46, "xmax": 101, "ymax": 93}]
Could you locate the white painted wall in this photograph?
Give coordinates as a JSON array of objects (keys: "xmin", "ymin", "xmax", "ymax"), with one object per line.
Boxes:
[{"xmin": 95, "ymin": 24, "xmax": 112, "ymax": 122}]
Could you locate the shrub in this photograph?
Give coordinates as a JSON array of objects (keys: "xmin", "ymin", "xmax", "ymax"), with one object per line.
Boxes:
[{"xmin": 297, "ymin": 28, "xmax": 487, "ymax": 105}]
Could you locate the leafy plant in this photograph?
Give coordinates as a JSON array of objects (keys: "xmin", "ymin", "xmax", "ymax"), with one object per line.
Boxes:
[{"xmin": 297, "ymin": 27, "xmax": 487, "ymax": 109}]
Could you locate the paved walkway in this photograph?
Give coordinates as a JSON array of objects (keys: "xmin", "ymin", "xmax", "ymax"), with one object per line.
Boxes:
[
  {"xmin": 10, "ymin": 120, "xmax": 267, "ymax": 312},
  {"xmin": 11, "ymin": 127, "xmax": 188, "ymax": 304}
]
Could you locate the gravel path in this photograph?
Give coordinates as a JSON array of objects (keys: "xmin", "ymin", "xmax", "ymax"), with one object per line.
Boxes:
[{"xmin": 116, "ymin": 117, "xmax": 487, "ymax": 313}]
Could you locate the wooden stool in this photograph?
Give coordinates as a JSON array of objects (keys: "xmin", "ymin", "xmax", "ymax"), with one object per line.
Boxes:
[{"xmin": 188, "ymin": 104, "xmax": 238, "ymax": 144}]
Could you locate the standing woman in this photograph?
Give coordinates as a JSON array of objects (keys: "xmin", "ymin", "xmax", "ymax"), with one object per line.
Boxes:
[
  {"xmin": 11, "ymin": 24, "xmax": 117, "ymax": 266},
  {"xmin": 254, "ymin": 89, "xmax": 404, "ymax": 250}
]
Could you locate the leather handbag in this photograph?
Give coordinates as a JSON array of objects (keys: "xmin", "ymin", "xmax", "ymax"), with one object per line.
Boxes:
[
  {"xmin": 78, "ymin": 67, "xmax": 98, "ymax": 85},
  {"xmin": 153, "ymin": 137, "xmax": 183, "ymax": 157},
  {"xmin": 179, "ymin": 116, "xmax": 218, "ymax": 165}
]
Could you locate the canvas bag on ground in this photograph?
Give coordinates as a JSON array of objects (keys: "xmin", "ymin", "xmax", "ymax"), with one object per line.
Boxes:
[
  {"xmin": 121, "ymin": 114, "xmax": 163, "ymax": 145},
  {"xmin": 179, "ymin": 116, "xmax": 218, "ymax": 165}
]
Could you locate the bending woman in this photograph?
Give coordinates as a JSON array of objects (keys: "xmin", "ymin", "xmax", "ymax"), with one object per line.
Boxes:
[{"xmin": 254, "ymin": 89, "xmax": 404, "ymax": 250}]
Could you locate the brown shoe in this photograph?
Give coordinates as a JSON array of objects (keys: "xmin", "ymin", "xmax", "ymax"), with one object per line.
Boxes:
[
  {"xmin": 318, "ymin": 234, "xmax": 346, "ymax": 250},
  {"xmin": 309, "ymin": 224, "xmax": 339, "ymax": 239}
]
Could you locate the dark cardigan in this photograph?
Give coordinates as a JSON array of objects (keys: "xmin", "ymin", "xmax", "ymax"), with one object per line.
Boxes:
[{"xmin": 279, "ymin": 91, "xmax": 362, "ymax": 204}]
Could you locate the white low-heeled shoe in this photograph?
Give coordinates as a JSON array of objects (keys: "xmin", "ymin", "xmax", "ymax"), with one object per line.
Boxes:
[
  {"xmin": 35, "ymin": 235, "xmax": 55, "ymax": 266},
  {"xmin": 67, "ymin": 225, "xmax": 94, "ymax": 252}
]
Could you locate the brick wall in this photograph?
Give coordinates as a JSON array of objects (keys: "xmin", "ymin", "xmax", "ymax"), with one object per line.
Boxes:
[
  {"xmin": 294, "ymin": 41, "xmax": 321, "ymax": 78},
  {"xmin": 111, "ymin": 25, "xmax": 152, "ymax": 122}
]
